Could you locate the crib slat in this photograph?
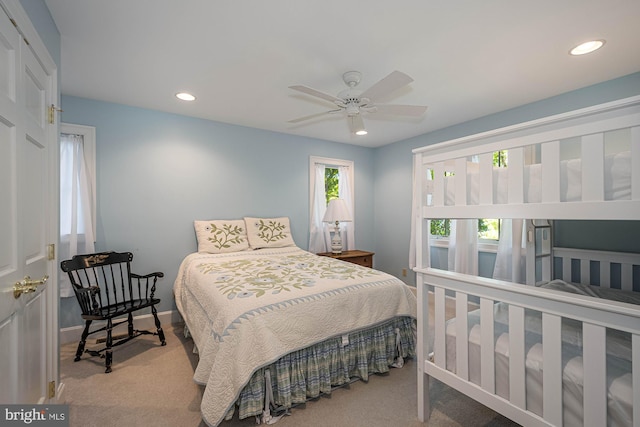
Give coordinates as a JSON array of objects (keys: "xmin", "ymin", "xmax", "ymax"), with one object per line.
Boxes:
[
  {"xmin": 508, "ymin": 147, "xmax": 524, "ymax": 204},
  {"xmin": 424, "ymin": 162, "xmax": 433, "ymax": 207},
  {"xmin": 433, "ymin": 162, "xmax": 445, "ymax": 207},
  {"xmin": 479, "ymin": 152, "xmax": 493, "ymax": 205},
  {"xmin": 633, "ymin": 334, "xmax": 639, "ymax": 427},
  {"xmin": 581, "ymin": 134, "xmax": 605, "ymax": 201},
  {"xmin": 580, "ymin": 258, "xmax": 590, "ymax": 285},
  {"xmin": 583, "ymin": 323, "xmax": 607, "ymax": 427},
  {"xmin": 480, "ymin": 298, "xmax": 495, "ymax": 393},
  {"xmin": 622, "ymin": 263, "xmax": 632, "ymax": 292},
  {"xmin": 434, "ymin": 287, "xmax": 446, "ymax": 368},
  {"xmin": 541, "ymin": 255, "xmax": 551, "ymax": 283},
  {"xmin": 417, "ymin": 279, "xmax": 430, "ymax": 422},
  {"xmin": 562, "ymin": 257, "xmax": 572, "ymax": 283},
  {"xmin": 456, "ymin": 292, "xmax": 469, "ymax": 380},
  {"xmin": 455, "ymin": 158, "xmax": 468, "ymax": 206},
  {"xmin": 632, "ymin": 126, "xmax": 639, "ymax": 201},
  {"xmin": 508, "ymin": 305, "xmax": 526, "ymax": 409},
  {"xmin": 600, "ymin": 261, "xmax": 611, "ymax": 288},
  {"xmin": 542, "ymin": 313, "xmax": 563, "ymax": 426},
  {"xmin": 541, "ymin": 141, "xmax": 561, "ymax": 203}
]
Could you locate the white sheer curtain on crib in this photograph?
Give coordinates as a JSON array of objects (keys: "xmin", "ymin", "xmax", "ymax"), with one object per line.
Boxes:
[
  {"xmin": 60, "ymin": 133, "xmax": 95, "ymax": 297},
  {"xmin": 493, "ymin": 219, "xmax": 526, "ymax": 283},
  {"xmin": 308, "ymin": 163, "xmax": 355, "ymax": 253},
  {"xmin": 448, "ymin": 220, "xmax": 478, "ymax": 275}
]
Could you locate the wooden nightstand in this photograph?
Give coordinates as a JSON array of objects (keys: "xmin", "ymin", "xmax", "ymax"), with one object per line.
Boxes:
[{"xmin": 316, "ymin": 250, "xmax": 374, "ymax": 268}]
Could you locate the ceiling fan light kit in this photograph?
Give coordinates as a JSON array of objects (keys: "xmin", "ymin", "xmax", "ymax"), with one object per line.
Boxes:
[{"xmin": 289, "ymin": 70, "xmax": 427, "ymax": 136}]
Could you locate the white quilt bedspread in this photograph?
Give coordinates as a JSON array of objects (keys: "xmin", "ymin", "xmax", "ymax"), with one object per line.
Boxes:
[{"xmin": 173, "ymin": 246, "xmax": 417, "ymax": 427}]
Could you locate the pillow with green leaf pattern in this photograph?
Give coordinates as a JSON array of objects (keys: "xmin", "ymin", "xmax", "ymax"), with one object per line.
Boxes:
[
  {"xmin": 244, "ymin": 217, "xmax": 297, "ymax": 249},
  {"xmin": 194, "ymin": 220, "xmax": 249, "ymax": 253}
]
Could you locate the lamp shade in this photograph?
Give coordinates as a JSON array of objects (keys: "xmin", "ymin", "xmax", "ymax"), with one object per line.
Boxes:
[{"xmin": 322, "ymin": 198, "xmax": 353, "ymax": 223}]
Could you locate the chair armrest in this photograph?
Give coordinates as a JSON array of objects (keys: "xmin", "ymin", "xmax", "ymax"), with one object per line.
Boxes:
[
  {"xmin": 131, "ymin": 272, "xmax": 164, "ymax": 279},
  {"xmin": 130, "ymin": 272, "xmax": 164, "ymax": 298}
]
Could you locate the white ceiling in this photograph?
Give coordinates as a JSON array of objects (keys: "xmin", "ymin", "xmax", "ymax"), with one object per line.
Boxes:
[{"xmin": 44, "ymin": 0, "xmax": 640, "ymax": 148}]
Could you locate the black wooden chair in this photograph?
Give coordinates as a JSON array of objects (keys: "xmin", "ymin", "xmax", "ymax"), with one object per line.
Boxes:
[{"xmin": 60, "ymin": 251, "xmax": 166, "ymax": 373}]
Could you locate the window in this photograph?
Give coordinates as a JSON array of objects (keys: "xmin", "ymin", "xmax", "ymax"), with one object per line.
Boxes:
[
  {"xmin": 60, "ymin": 123, "xmax": 96, "ymax": 237},
  {"xmin": 59, "ymin": 123, "xmax": 96, "ymax": 297},
  {"xmin": 324, "ymin": 167, "xmax": 339, "ymax": 204},
  {"xmin": 308, "ymin": 156, "xmax": 354, "ymax": 253},
  {"xmin": 430, "ymin": 218, "xmax": 500, "ymax": 241}
]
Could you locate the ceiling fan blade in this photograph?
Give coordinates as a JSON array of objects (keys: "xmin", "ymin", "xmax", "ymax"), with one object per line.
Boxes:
[
  {"xmin": 347, "ymin": 114, "xmax": 366, "ymax": 134},
  {"xmin": 289, "ymin": 85, "xmax": 343, "ymax": 104},
  {"xmin": 360, "ymin": 71, "xmax": 414, "ymax": 102},
  {"xmin": 373, "ymin": 104, "xmax": 428, "ymax": 117},
  {"xmin": 288, "ymin": 109, "xmax": 341, "ymax": 123}
]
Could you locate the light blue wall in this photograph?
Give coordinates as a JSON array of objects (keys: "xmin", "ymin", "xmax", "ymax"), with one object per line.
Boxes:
[
  {"xmin": 58, "ymin": 96, "xmax": 375, "ymax": 328},
  {"xmin": 24, "ymin": 0, "xmax": 639, "ymax": 327},
  {"xmin": 60, "ymin": 74, "xmax": 640, "ymax": 327},
  {"xmin": 19, "ymin": 0, "xmax": 60, "ymax": 67},
  {"xmin": 373, "ymin": 72, "xmax": 640, "ymax": 285}
]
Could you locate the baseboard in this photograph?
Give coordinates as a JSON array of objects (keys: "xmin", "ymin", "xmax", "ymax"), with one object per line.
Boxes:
[{"xmin": 59, "ymin": 310, "xmax": 183, "ymax": 345}]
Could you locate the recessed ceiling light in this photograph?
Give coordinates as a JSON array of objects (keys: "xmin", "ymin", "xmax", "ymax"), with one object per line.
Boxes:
[
  {"xmin": 355, "ymin": 129, "xmax": 368, "ymax": 136},
  {"xmin": 570, "ymin": 40, "xmax": 605, "ymax": 56},
  {"xmin": 175, "ymin": 92, "xmax": 196, "ymax": 101}
]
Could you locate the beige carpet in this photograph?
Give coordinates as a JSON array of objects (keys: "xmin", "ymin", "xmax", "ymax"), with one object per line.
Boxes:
[{"xmin": 60, "ymin": 323, "xmax": 519, "ymax": 427}]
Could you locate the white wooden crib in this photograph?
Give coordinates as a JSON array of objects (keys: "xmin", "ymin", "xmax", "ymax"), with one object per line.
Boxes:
[{"xmin": 412, "ymin": 95, "xmax": 640, "ymax": 426}]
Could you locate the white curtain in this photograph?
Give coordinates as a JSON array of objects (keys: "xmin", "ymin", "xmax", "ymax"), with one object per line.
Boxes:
[
  {"xmin": 309, "ymin": 164, "xmax": 330, "ymax": 253},
  {"xmin": 447, "ymin": 219, "xmax": 478, "ymax": 275},
  {"xmin": 308, "ymin": 163, "xmax": 355, "ymax": 253},
  {"xmin": 59, "ymin": 133, "xmax": 95, "ymax": 297},
  {"xmin": 337, "ymin": 165, "xmax": 354, "ymax": 251},
  {"xmin": 493, "ymin": 219, "xmax": 526, "ymax": 283}
]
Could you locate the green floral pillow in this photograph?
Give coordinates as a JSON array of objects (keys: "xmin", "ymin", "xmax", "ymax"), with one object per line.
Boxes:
[
  {"xmin": 244, "ymin": 217, "xmax": 297, "ymax": 249},
  {"xmin": 194, "ymin": 220, "xmax": 249, "ymax": 253}
]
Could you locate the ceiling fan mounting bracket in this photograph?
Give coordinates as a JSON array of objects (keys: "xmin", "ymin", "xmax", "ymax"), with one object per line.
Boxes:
[{"xmin": 342, "ymin": 71, "xmax": 362, "ymax": 88}]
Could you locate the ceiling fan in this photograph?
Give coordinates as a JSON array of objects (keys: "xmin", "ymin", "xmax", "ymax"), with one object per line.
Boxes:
[{"xmin": 288, "ymin": 70, "xmax": 427, "ymax": 135}]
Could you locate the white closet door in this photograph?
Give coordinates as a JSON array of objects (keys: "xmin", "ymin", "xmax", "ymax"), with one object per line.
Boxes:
[{"xmin": 0, "ymin": 3, "xmax": 57, "ymax": 404}]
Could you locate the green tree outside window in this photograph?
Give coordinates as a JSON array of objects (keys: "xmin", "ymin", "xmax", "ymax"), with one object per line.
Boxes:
[{"xmin": 325, "ymin": 167, "xmax": 339, "ymax": 205}]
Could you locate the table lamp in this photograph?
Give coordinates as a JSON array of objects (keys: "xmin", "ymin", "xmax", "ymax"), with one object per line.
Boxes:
[{"xmin": 322, "ymin": 198, "xmax": 353, "ymax": 254}]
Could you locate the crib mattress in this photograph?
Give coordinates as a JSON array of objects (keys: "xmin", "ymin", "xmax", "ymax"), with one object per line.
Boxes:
[{"xmin": 444, "ymin": 300, "xmax": 632, "ymax": 427}]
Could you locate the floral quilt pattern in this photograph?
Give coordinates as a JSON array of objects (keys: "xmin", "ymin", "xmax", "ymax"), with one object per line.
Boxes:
[{"xmin": 196, "ymin": 252, "xmax": 381, "ymax": 299}]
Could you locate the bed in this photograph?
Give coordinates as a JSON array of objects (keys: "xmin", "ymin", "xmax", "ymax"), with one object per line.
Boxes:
[
  {"xmin": 174, "ymin": 217, "xmax": 417, "ymax": 427},
  {"xmin": 412, "ymin": 95, "xmax": 640, "ymax": 426}
]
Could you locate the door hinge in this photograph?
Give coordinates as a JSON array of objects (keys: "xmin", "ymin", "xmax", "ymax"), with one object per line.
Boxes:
[
  {"xmin": 47, "ymin": 244, "xmax": 55, "ymax": 261},
  {"xmin": 48, "ymin": 104, "xmax": 63, "ymax": 124},
  {"xmin": 48, "ymin": 381, "xmax": 55, "ymax": 399},
  {"xmin": 9, "ymin": 18, "xmax": 29, "ymax": 45}
]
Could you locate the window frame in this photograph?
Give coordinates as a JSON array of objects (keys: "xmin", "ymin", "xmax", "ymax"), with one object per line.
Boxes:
[
  {"xmin": 309, "ymin": 156, "xmax": 354, "ymax": 212},
  {"xmin": 60, "ymin": 122, "xmax": 97, "ymax": 238}
]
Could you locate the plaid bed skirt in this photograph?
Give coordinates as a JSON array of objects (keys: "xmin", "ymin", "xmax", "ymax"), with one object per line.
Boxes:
[{"xmin": 225, "ymin": 316, "xmax": 416, "ymax": 421}]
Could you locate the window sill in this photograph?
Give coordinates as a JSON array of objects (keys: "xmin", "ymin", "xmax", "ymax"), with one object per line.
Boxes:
[{"xmin": 430, "ymin": 238, "xmax": 498, "ymax": 254}]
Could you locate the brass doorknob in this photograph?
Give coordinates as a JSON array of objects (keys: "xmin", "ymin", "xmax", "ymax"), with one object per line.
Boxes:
[{"xmin": 13, "ymin": 275, "xmax": 49, "ymax": 299}]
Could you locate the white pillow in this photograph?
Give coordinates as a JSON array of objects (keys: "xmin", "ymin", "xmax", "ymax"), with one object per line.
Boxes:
[
  {"xmin": 194, "ymin": 220, "xmax": 249, "ymax": 253},
  {"xmin": 244, "ymin": 217, "xmax": 296, "ymax": 249}
]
